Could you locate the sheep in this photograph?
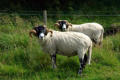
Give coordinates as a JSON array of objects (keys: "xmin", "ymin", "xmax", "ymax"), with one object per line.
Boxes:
[
  {"xmin": 54, "ymin": 20, "xmax": 104, "ymax": 45},
  {"xmin": 29, "ymin": 25, "xmax": 92, "ymax": 74}
]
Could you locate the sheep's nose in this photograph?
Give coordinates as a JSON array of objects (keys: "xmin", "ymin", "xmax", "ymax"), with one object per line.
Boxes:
[
  {"xmin": 39, "ymin": 33, "xmax": 45, "ymax": 39},
  {"xmin": 62, "ymin": 24, "xmax": 66, "ymax": 31}
]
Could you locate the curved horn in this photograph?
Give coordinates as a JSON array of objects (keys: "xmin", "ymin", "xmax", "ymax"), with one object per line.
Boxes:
[
  {"xmin": 56, "ymin": 20, "xmax": 62, "ymax": 23},
  {"xmin": 63, "ymin": 20, "xmax": 69, "ymax": 23},
  {"xmin": 54, "ymin": 23, "xmax": 60, "ymax": 27},
  {"xmin": 43, "ymin": 25, "xmax": 47, "ymax": 28},
  {"xmin": 46, "ymin": 28, "xmax": 53, "ymax": 37},
  {"xmin": 29, "ymin": 30, "xmax": 36, "ymax": 38},
  {"xmin": 69, "ymin": 23, "xmax": 72, "ymax": 26},
  {"xmin": 49, "ymin": 30, "xmax": 53, "ymax": 37},
  {"xmin": 63, "ymin": 20, "xmax": 72, "ymax": 26}
]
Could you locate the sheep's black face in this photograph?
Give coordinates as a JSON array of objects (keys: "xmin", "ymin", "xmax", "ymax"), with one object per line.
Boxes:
[
  {"xmin": 58, "ymin": 21, "xmax": 68, "ymax": 31},
  {"xmin": 33, "ymin": 26, "xmax": 47, "ymax": 39}
]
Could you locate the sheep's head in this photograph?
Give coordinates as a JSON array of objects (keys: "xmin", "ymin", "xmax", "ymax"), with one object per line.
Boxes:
[
  {"xmin": 29, "ymin": 25, "xmax": 53, "ymax": 39},
  {"xmin": 54, "ymin": 20, "xmax": 72, "ymax": 31}
]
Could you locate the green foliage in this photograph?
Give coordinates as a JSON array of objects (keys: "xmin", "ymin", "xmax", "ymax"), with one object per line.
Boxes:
[
  {"xmin": 0, "ymin": 15, "xmax": 120, "ymax": 80},
  {"xmin": 0, "ymin": 33, "xmax": 29, "ymax": 51}
]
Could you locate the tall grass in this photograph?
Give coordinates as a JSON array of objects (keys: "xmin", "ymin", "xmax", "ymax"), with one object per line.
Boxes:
[{"xmin": 0, "ymin": 15, "xmax": 120, "ymax": 80}]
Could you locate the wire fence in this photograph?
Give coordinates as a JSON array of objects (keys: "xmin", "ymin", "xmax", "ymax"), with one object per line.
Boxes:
[{"xmin": 0, "ymin": 10, "xmax": 120, "ymax": 16}]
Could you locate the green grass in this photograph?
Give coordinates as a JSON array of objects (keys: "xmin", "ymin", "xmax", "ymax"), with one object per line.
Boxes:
[{"xmin": 0, "ymin": 15, "xmax": 120, "ymax": 80}]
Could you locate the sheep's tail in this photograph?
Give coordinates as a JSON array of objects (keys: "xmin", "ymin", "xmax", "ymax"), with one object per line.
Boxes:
[
  {"xmin": 99, "ymin": 29, "xmax": 104, "ymax": 45},
  {"xmin": 87, "ymin": 43, "xmax": 92, "ymax": 65}
]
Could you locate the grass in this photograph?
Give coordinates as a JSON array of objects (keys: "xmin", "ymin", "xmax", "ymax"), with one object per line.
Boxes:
[{"xmin": 0, "ymin": 15, "xmax": 120, "ymax": 80}]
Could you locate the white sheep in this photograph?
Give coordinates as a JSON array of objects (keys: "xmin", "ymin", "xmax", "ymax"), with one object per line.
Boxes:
[
  {"xmin": 55, "ymin": 20, "xmax": 104, "ymax": 45},
  {"xmin": 29, "ymin": 25, "xmax": 92, "ymax": 74}
]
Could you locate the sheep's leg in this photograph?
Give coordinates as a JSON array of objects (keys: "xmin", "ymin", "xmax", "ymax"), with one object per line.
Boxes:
[
  {"xmin": 78, "ymin": 50, "xmax": 85, "ymax": 75},
  {"xmin": 51, "ymin": 54, "xmax": 57, "ymax": 69},
  {"xmin": 87, "ymin": 45, "xmax": 92, "ymax": 65},
  {"xmin": 78, "ymin": 58, "xmax": 85, "ymax": 74},
  {"xmin": 83, "ymin": 54, "xmax": 88, "ymax": 68}
]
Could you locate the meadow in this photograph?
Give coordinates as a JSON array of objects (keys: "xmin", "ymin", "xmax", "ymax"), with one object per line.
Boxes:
[{"xmin": 0, "ymin": 14, "xmax": 120, "ymax": 80}]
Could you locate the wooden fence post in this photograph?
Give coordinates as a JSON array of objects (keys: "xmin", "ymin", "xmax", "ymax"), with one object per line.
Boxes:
[{"xmin": 43, "ymin": 10, "xmax": 47, "ymax": 26}]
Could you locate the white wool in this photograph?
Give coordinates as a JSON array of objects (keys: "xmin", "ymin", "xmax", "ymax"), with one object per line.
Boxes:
[
  {"xmin": 67, "ymin": 23, "xmax": 104, "ymax": 44},
  {"xmin": 39, "ymin": 31, "xmax": 92, "ymax": 64}
]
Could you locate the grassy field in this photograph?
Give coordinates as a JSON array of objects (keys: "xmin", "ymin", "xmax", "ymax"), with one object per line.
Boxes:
[{"xmin": 0, "ymin": 15, "xmax": 120, "ymax": 80}]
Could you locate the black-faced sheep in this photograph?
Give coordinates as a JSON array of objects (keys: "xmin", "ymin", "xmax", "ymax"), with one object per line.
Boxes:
[
  {"xmin": 29, "ymin": 25, "xmax": 92, "ymax": 74},
  {"xmin": 54, "ymin": 20, "xmax": 104, "ymax": 45}
]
